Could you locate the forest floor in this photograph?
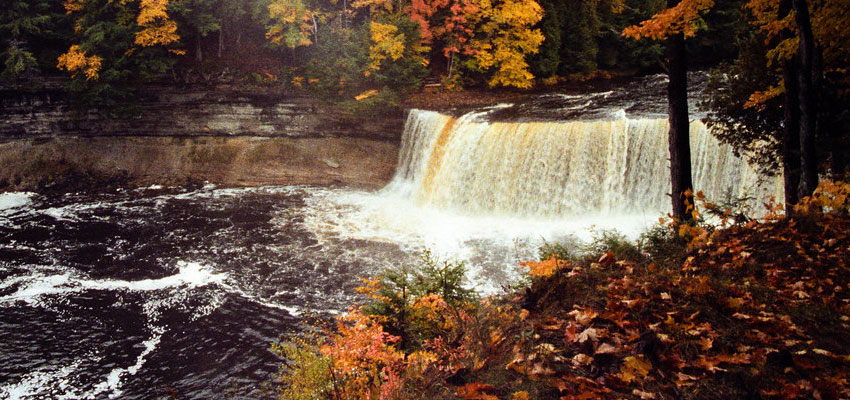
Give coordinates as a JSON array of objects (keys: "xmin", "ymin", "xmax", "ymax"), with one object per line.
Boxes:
[{"xmin": 466, "ymin": 206, "xmax": 850, "ymax": 399}]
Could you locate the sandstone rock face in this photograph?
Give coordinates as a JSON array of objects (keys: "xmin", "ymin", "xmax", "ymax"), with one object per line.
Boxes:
[
  {"xmin": 0, "ymin": 83, "xmax": 406, "ymax": 192},
  {"xmin": 0, "ymin": 83, "xmax": 405, "ymax": 141}
]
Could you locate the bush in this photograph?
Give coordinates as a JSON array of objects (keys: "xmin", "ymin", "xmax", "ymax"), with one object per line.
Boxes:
[
  {"xmin": 272, "ymin": 333, "xmax": 334, "ymax": 400},
  {"xmin": 359, "ymin": 250, "xmax": 476, "ymax": 350},
  {"xmin": 537, "ymin": 236, "xmax": 581, "ymax": 262},
  {"xmin": 585, "ymin": 229, "xmax": 642, "ymax": 262},
  {"xmin": 639, "ymin": 224, "xmax": 688, "ymax": 265}
]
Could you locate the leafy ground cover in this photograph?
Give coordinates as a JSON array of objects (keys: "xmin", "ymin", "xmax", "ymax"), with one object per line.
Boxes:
[{"xmin": 273, "ymin": 181, "xmax": 850, "ymax": 400}]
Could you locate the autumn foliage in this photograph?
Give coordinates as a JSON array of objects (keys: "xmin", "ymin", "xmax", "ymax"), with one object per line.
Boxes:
[
  {"xmin": 56, "ymin": 44, "xmax": 102, "ymax": 80},
  {"xmin": 277, "ymin": 181, "xmax": 850, "ymax": 399},
  {"xmin": 622, "ymin": 0, "xmax": 714, "ymax": 40}
]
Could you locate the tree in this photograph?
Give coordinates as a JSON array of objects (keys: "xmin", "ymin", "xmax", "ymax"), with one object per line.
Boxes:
[
  {"xmin": 430, "ymin": 0, "xmax": 479, "ymax": 78},
  {"xmin": 465, "ymin": 0, "xmax": 545, "ymax": 88},
  {"xmin": 624, "ymin": 0, "xmax": 713, "ymax": 220},
  {"xmin": 529, "ymin": 0, "xmax": 563, "ymax": 77},
  {"xmin": 701, "ymin": 32, "xmax": 784, "ymax": 177},
  {"xmin": 716, "ymin": 0, "xmax": 850, "ymax": 205},
  {"xmin": 266, "ymin": 0, "xmax": 315, "ymax": 53},
  {"xmin": 0, "ymin": 0, "xmax": 68, "ymax": 81},
  {"xmin": 57, "ymin": 0, "xmax": 183, "ymax": 111},
  {"xmin": 559, "ymin": 0, "xmax": 601, "ymax": 74},
  {"xmin": 169, "ymin": 0, "xmax": 220, "ymax": 62}
]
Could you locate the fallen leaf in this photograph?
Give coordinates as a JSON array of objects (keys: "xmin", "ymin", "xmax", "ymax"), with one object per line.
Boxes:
[
  {"xmin": 620, "ymin": 355, "xmax": 652, "ymax": 383},
  {"xmin": 457, "ymin": 382, "xmax": 499, "ymax": 400},
  {"xmin": 599, "ymin": 251, "xmax": 615, "ymax": 267},
  {"xmin": 512, "ymin": 391, "xmax": 530, "ymax": 400},
  {"xmin": 632, "ymin": 389, "xmax": 657, "ymax": 399},
  {"xmin": 596, "ymin": 343, "xmax": 617, "ymax": 354},
  {"xmin": 575, "ymin": 327, "xmax": 598, "ymax": 343}
]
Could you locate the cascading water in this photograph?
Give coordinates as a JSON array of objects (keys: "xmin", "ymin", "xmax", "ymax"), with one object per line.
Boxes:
[{"xmin": 386, "ymin": 109, "xmax": 782, "ymax": 218}]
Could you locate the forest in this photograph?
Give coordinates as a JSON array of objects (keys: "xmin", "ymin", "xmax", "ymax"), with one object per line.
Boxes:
[{"xmin": 0, "ymin": 0, "xmax": 773, "ymax": 101}]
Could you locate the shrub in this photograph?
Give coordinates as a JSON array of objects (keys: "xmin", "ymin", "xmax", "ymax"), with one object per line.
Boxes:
[
  {"xmin": 359, "ymin": 250, "xmax": 476, "ymax": 350},
  {"xmin": 585, "ymin": 229, "xmax": 642, "ymax": 262},
  {"xmin": 272, "ymin": 333, "xmax": 334, "ymax": 400},
  {"xmin": 639, "ymin": 223, "xmax": 688, "ymax": 265}
]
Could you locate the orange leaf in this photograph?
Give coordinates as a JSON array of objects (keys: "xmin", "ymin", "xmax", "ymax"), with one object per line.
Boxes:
[{"xmin": 457, "ymin": 382, "xmax": 499, "ymax": 400}]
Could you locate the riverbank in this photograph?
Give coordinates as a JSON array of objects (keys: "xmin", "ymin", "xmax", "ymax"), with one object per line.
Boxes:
[
  {"xmin": 274, "ymin": 182, "xmax": 850, "ymax": 399},
  {"xmin": 0, "ymin": 136, "xmax": 398, "ymax": 194}
]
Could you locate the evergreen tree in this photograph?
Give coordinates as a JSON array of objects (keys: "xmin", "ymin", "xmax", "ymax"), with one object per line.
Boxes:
[{"xmin": 0, "ymin": 0, "xmax": 69, "ymax": 81}]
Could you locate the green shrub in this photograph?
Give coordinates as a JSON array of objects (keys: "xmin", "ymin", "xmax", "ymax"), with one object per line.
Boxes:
[
  {"xmin": 360, "ymin": 250, "xmax": 476, "ymax": 350},
  {"xmin": 537, "ymin": 236, "xmax": 581, "ymax": 262},
  {"xmin": 639, "ymin": 224, "xmax": 688, "ymax": 265},
  {"xmin": 585, "ymin": 229, "xmax": 643, "ymax": 261},
  {"xmin": 271, "ymin": 334, "xmax": 334, "ymax": 400}
]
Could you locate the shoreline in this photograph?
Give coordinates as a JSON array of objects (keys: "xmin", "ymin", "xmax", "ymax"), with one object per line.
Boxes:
[{"xmin": 0, "ymin": 136, "xmax": 398, "ymax": 194}]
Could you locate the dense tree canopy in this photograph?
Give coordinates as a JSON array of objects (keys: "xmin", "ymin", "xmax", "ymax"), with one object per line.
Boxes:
[{"xmin": 0, "ymin": 0, "xmax": 753, "ymax": 105}]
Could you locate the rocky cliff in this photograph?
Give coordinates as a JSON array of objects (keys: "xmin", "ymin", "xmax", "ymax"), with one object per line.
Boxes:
[
  {"xmin": 0, "ymin": 83, "xmax": 406, "ymax": 192},
  {"xmin": 0, "ymin": 83, "xmax": 405, "ymax": 140}
]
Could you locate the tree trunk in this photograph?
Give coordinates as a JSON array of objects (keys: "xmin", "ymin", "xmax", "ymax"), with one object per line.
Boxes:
[
  {"xmin": 666, "ymin": 31, "xmax": 693, "ymax": 221},
  {"xmin": 195, "ymin": 35, "xmax": 203, "ymax": 63},
  {"xmin": 794, "ymin": 0, "xmax": 818, "ymax": 196},
  {"xmin": 829, "ymin": 119, "xmax": 847, "ymax": 177},
  {"xmin": 218, "ymin": 26, "xmax": 224, "ymax": 59},
  {"xmin": 782, "ymin": 55, "xmax": 802, "ymax": 209}
]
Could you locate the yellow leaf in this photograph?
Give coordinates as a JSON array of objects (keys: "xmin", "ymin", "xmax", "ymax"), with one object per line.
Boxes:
[
  {"xmin": 619, "ymin": 355, "xmax": 652, "ymax": 383},
  {"xmin": 354, "ymin": 89, "xmax": 379, "ymax": 101}
]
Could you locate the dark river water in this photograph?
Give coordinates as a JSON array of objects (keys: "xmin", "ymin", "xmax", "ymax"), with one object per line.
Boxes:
[
  {"xmin": 0, "ymin": 186, "xmax": 415, "ymax": 399},
  {"xmin": 2, "ymin": 184, "xmax": 625, "ymax": 399}
]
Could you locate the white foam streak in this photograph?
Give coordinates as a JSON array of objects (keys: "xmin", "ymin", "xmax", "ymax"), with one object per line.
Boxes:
[
  {"xmin": 85, "ymin": 328, "xmax": 162, "ymax": 399},
  {"xmin": 0, "ymin": 262, "xmax": 225, "ymax": 306},
  {"xmin": 0, "ymin": 359, "xmax": 85, "ymax": 400}
]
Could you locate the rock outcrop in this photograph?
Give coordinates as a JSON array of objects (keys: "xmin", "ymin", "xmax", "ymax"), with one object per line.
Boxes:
[{"xmin": 0, "ymin": 82, "xmax": 406, "ymax": 192}]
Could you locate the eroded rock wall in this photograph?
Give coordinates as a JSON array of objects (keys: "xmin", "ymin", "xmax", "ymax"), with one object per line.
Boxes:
[
  {"xmin": 0, "ymin": 83, "xmax": 405, "ymax": 192},
  {"xmin": 0, "ymin": 84, "xmax": 404, "ymax": 140}
]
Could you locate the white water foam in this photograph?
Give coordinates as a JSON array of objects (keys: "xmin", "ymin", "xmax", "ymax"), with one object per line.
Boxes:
[
  {"xmin": 84, "ymin": 327, "xmax": 163, "ymax": 399},
  {"xmin": 0, "ymin": 261, "xmax": 226, "ymax": 307},
  {"xmin": 301, "ymin": 186, "xmax": 658, "ymax": 294},
  {"xmin": 0, "ymin": 192, "xmax": 34, "ymax": 211},
  {"xmin": 0, "ymin": 260, "xmax": 227, "ymax": 399},
  {"xmin": 0, "ymin": 358, "xmax": 88, "ymax": 400},
  {"xmin": 0, "ymin": 328, "xmax": 165, "ymax": 400}
]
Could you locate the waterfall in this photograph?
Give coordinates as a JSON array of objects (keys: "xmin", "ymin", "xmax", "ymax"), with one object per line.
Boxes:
[{"xmin": 385, "ymin": 109, "xmax": 782, "ymax": 218}]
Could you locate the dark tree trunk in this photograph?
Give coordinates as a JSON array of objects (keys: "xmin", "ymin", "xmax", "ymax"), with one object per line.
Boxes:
[
  {"xmin": 667, "ymin": 31, "xmax": 693, "ymax": 220},
  {"xmin": 195, "ymin": 35, "xmax": 203, "ymax": 63},
  {"xmin": 218, "ymin": 26, "xmax": 224, "ymax": 59},
  {"xmin": 829, "ymin": 118, "xmax": 847, "ymax": 176},
  {"xmin": 782, "ymin": 55, "xmax": 802, "ymax": 209},
  {"xmin": 793, "ymin": 0, "xmax": 818, "ymax": 196}
]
